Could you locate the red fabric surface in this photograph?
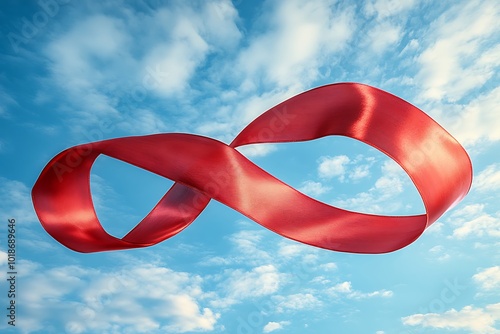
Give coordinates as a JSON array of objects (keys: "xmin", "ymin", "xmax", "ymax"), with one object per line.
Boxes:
[{"xmin": 32, "ymin": 83, "xmax": 473, "ymax": 253}]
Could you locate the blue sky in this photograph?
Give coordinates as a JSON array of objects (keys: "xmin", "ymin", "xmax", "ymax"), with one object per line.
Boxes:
[{"xmin": 0, "ymin": 0, "xmax": 499, "ymax": 333}]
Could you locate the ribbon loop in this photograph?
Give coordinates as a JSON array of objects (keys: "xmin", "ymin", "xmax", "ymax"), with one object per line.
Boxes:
[{"xmin": 32, "ymin": 83, "xmax": 472, "ymax": 254}]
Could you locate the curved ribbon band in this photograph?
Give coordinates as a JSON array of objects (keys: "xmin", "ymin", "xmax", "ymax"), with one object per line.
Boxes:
[{"xmin": 32, "ymin": 83, "xmax": 472, "ymax": 254}]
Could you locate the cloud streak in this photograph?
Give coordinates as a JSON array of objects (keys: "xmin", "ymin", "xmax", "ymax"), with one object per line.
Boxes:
[{"xmin": 13, "ymin": 261, "xmax": 219, "ymax": 334}]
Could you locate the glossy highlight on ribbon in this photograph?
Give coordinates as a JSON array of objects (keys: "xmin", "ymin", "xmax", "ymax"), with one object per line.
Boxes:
[{"xmin": 31, "ymin": 83, "xmax": 473, "ymax": 254}]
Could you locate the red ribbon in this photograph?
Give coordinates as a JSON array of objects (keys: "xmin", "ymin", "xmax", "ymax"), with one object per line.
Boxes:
[{"xmin": 32, "ymin": 83, "xmax": 472, "ymax": 254}]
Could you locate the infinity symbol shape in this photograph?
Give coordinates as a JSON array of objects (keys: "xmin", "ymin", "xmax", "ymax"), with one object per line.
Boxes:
[{"xmin": 32, "ymin": 83, "xmax": 472, "ymax": 254}]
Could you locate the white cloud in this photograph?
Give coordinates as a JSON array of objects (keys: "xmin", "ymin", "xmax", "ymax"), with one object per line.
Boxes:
[
  {"xmin": 449, "ymin": 204, "xmax": 500, "ymax": 239},
  {"xmin": 237, "ymin": 144, "xmax": 278, "ymax": 158},
  {"xmin": 0, "ymin": 250, "xmax": 6, "ymax": 265},
  {"xmin": 349, "ymin": 164, "xmax": 371, "ymax": 181},
  {"xmin": 359, "ymin": 0, "xmax": 417, "ymax": 61},
  {"xmin": 236, "ymin": 0, "xmax": 354, "ymax": 88},
  {"xmin": 200, "ymin": 226, "xmax": 296, "ymax": 267},
  {"xmin": 141, "ymin": 0, "xmax": 242, "ymax": 97},
  {"xmin": 16, "ymin": 262, "xmax": 219, "ymax": 334},
  {"xmin": 310, "ymin": 276, "xmax": 331, "ymax": 285},
  {"xmin": 456, "ymin": 216, "xmax": 500, "ymax": 239},
  {"xmin": 200, "ymin": 256, "xmax": 233, "ymax": 267},
  {"xmin": 447, "ymin": 87, "xmax": 500, "ymax": 144},
  {"xmin": 402, "ymin": 303, "xmax": 500, "ymax": 334},
  {"xmin": 263, "ymin": 321, "xmax": 290, "ymax": 333},
  {"xmin": 198, "ymin": 87, "xmax": 299, "ymax": 149},
  {"xmin": 318, "ymin": 155, "xmax": 351, "ymax": 180},
  {"xmin": 213, "ymin": 265, "xmax": 283, "ymax": 308},
  {"xmin": 298, "ymin": 180, "xmax": 331, "ymax": 197},
  {"xmin": 204, "ymin": 227, "xmax": 318, "ymax": 269},
  {"xmin": 0, "ymin": 178, "xmax": 37, "ymax": 223},
  {"xmin": 364, "ymin": 0, "xmax": 417, "ymax": 19},
  {"xmin": 118, "ymin": 109, "xmax": 169, "ymax": 134},
  {"xmin": 200, "ymin": 0, "xmax": 242, "ymax": 47},
  {"xmin": 473, "ymin": 266, "xmax": 500, "ymax": 293},
  {"xmin": 416, "ymin": 1, "xmax": 500, "ymax": 102},
  {"xmin": 428, "ymin": 245, "xmax": 451, "ymax": 261},
  {"xmin": 274, "ymin": 293, "xmax": 322, "ymax": 313},
  {"xmin": 429, "ymin": 245, "xmax": 443, "ymax": 253},
  {"xmin": 0, "ymin": 251, "xmax": 8, "ymax": 281},
  {"xmin": 328, "ymin": 281, "xmax": 353, "ymax": 294},
  {"xmin": 474, "ymin": 164, "xmax": 500, "ymax": 193},
  {"xmin": 15, "ymin": 264, "xmax": 89, "ymax": 333},
  {"xmin": 277, "ymin": 242, "xmax": 312, "ymax": 258},
  {"xmin": 381, "ymin": 159, "xmax": 403, "ymax": 175},
  {"xmin": 89, "ymin": 173, "xmax": 119, "ymax": 213},
  {"xmin": 374, "ymin": 174, "xmax": 403, "ymax": 194},
  {"xmin": 42, "ymin": 1, "xmax": 242, "ymax": 135},
  {"xmin": 140, "ymin": 26, "xmax": 208, "ymax": 96},
  {"xmin": 0, "ymin": 87, "xmax": 18, "ymax": 117},
  {"xmin": 48, "ymin": 1, "xmax": 241, "ymax": 98},
  {"xmin": 45, "ymin": 14, "xmax": 127, "ymax": 120},
  {"xmin": 451, "ymin": 204, "xmax": 484, "ymax": 218},
  {"xmin": 333, "ymin": 160, "xmax": 417, "ymax": 214},
  {"xmin": 427, "ymin": 221, "xmax": 444, "ymax": 234},
  {"xmin": 226, "ymin": 265, "xmax": 282, "ymax": 298},
  {"xmin": 47, "ymin": 14, "xmax": 129, "ymax": 82},
  {"xmin": 230, "ymin": 230, "xmax": 272, "ymax": 265},
  {"xmin": 327, "ymin": 281, "xmax": 393, "ymax": 299},
  {"xmin": 365, "ymin": 22, "xmax": 402, "ymax": 54},
  {"xmin": 319, "ymin": 262, "xmax": 338, "ymax": 271},
  {"xmin": 474, "ymin": 241, "xmax": 500, "ymax": 250},
  {"xmin": 399, "ymin": 38, "xmax": 419, "ymax": 56}
]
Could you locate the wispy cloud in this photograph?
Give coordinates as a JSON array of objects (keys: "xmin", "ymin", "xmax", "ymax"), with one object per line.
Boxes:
[
  {"xmin": 363, "ymin": 21, "xmax": 402, "ymax": 54},
  {"xmin": 263, "ymin": 321, "xmax": 290, "ymax": 333},
  {"xmin": 446, "ymin": 87, "xmax": 500, "ymax": 145},
  {"xmin": 212, "ymin": 265, "xmax": 284, "ymax": 308},
  {"xmin": 473, "ymin": 266, "xmax": 500, "ymax": 293},
  {"xmin": 318, "ymin": 155, "xmax": 351, "ymax": 181},
  {"xmin": 428, "ymin": 245, "xmax": 451, "ymax": 262},
  {"xmin": 332, "ymin": 160, "xmax": 419, "ymax": 214},
  {"xmin": 301, "ymin": 154, "xmax": 374, "ymax": 198},
  {"xmin": 236, "ymin": 143, "xmax": 278, "ymax": 158},
  {"xmin": 449, "ymin": 204, "xmax": 500, "ymax": 239},
  {"xmin": 229, "ymin": 229, "xmax": 273, "ymax": 265},
  {"xmin": 402, "ymin": 267, "xmax": 500, "ymax": 333},
  {"xmin": 137, "ymin": 2, "xmax": 241, "ymax": 98},
  {"xmin": 277, "ymin": 241, "xmax": 317, "ymax": 259},
  {"xmin": 0, "ymin": 178, "xmax": 37, "ymax": 223},
  {"xmin": 203, "ymin": 228, "xmax": 320, "ymax": 268},
  {"xmin": 15, "ymin": 261, "xmax": 219, "ymax": 334},
  {"xmin": 0, "ymin": 86, "xmax": 18, "ymax": 118},
  {"xmin": 298, "ymin": 180, "xmax": 332, "ymax": 197},
  {"xmin": 41, "ymin": 1, "xmax": 242, "ymax": 136},
  {"xmin": 474, "ymin": 164, "xmax": 500, "ymax": 193},
  {"xmin": 402, "ymin": 303, "xmax": 500, "ymax": 334},
  {"xmin": 364, "ymin": 0, "xmax": 417, "ymax": 20},
  {"xmin": 318, "ymin": 262, "xmax": 337, "ymax": 271},
  {"xmin": 416, "ymin": 0, "xmax": 500, "ymax": 102},
  {"xmin": 45, "ymin": 14, "xmax": 126, "ymax": 119},
  {"xmin": 236, "ymin": 0, "xmax": 354, "ymax": 90},
  {"xmin": 327, "ymin": 281, "xmax": 393, "ymax": 299},
  {"xmin": 273, "ymin": 293, "xmax": 322, "ymax": 313}
]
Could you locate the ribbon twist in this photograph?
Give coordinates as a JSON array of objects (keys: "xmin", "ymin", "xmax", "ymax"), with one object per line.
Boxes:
[{"xmin": 32, "ymin": 83, "xmax": 472, "ymax": 254}]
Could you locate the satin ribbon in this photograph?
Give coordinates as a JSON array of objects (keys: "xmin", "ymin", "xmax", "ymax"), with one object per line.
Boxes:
[{"xmin": 32, "ymin": 83, "xmax": 472, "ymax": 254}]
